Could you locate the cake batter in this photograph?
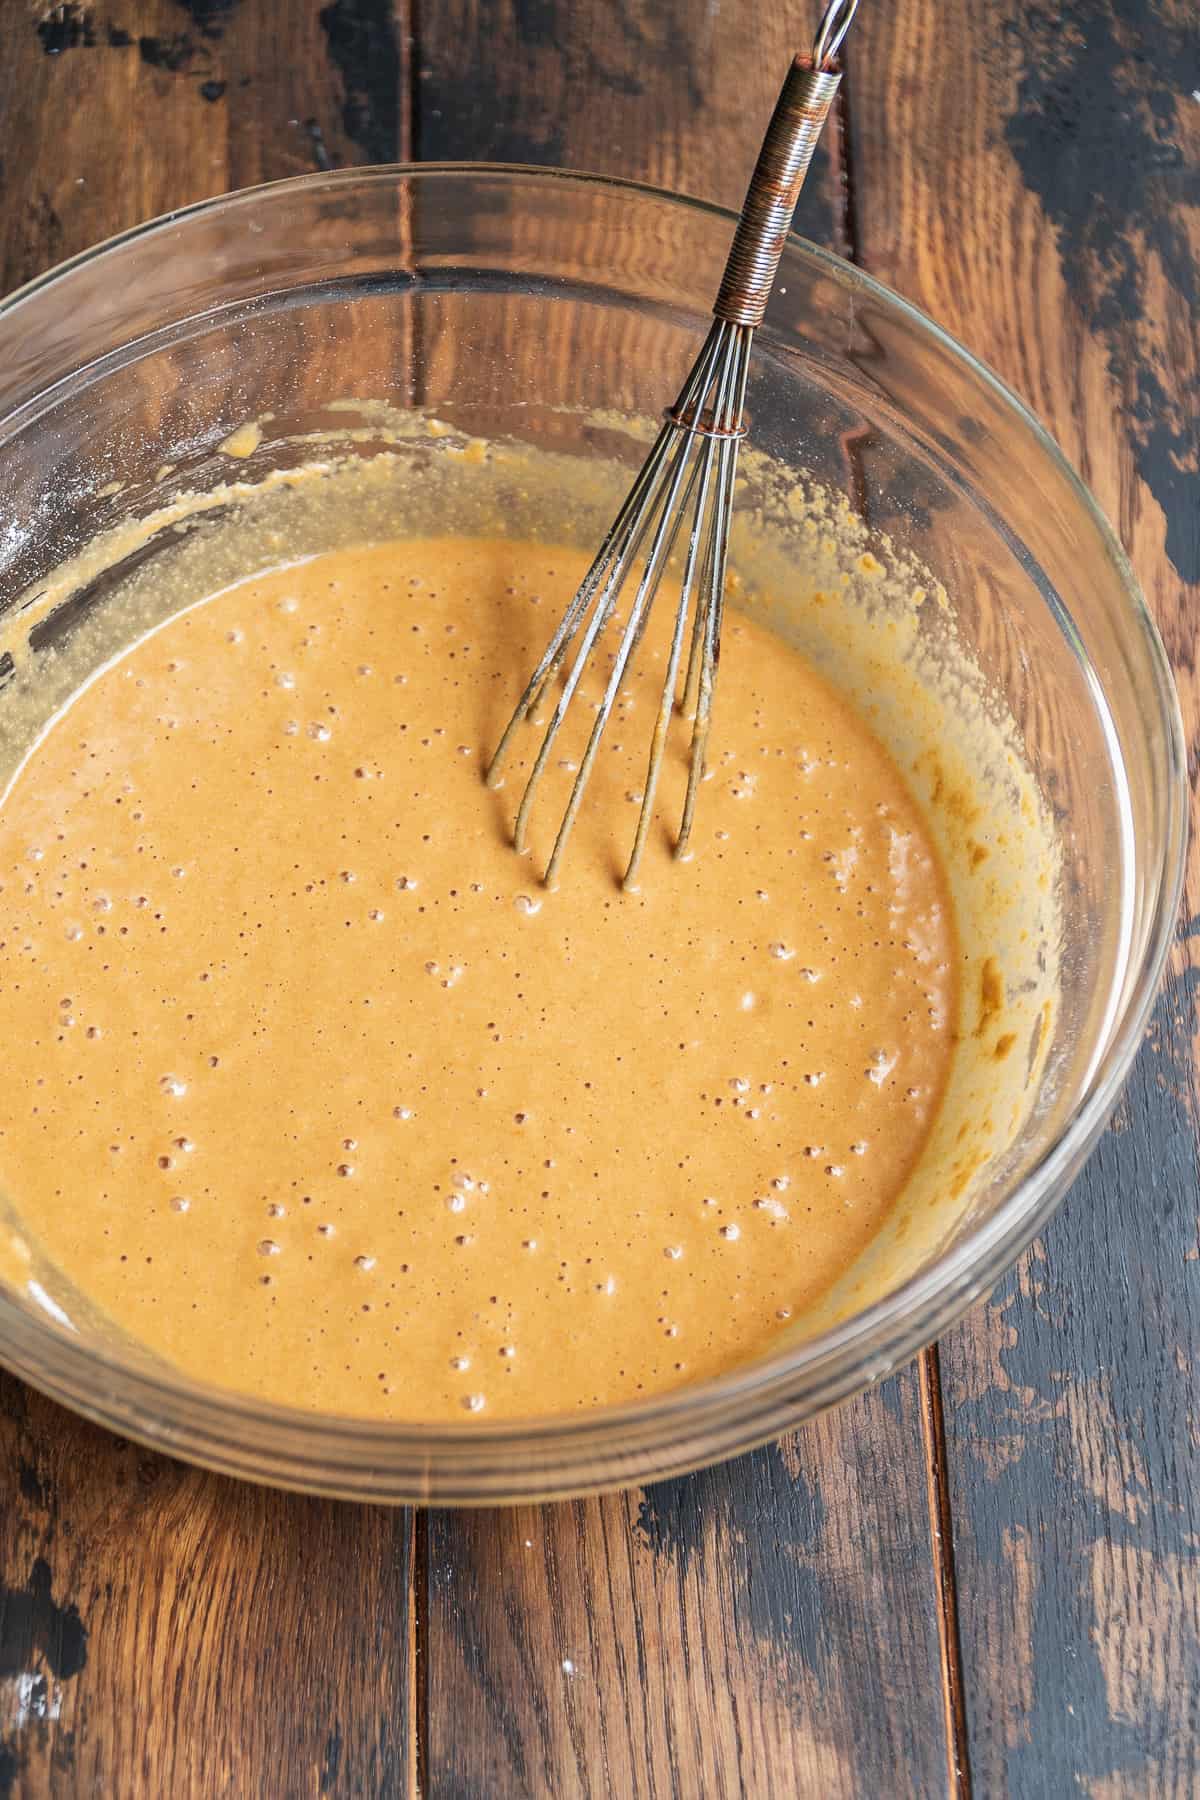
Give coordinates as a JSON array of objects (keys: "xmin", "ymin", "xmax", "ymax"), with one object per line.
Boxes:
[{"xmin": 0, "ymin": 536, "xmax": 957, "ymax": 1419}]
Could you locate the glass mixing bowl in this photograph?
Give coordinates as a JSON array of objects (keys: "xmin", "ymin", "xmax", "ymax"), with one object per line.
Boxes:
[{"xmin": 0, "ymin": 168, "xmax": 1184, "ymax": 1502}]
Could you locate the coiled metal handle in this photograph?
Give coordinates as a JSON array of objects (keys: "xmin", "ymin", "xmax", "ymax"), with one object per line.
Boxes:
[{"xmin": 714, "ymin": 0, "xmax": 856, "ymax": 329}]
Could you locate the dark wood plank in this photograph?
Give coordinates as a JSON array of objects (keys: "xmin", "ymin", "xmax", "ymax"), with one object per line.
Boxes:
[
  {"xmin": 849, "ymin": 0, "xmax": 1200, "ymax": 1790},
  {"xmin": 0, "ymin": 6, "xmax": 420, "ymax": 1795},
  {"xmin": 413, "ymin": 6, "xmax": 956, "ymax": 1795},
  {"xmin": 0, "ymin": 0, "xmax": 226, "ymax": 298},
  {"xmin": 425, "ymin": 1376, "xmax": 949, "ymax": 1797},
  {"xmin": 0, "ymin": 0, "xmax": 412, "ymax": 301},
  {"xmin": 0, "ymin": 1377, "xmax": 413, "ymax": 1797},
  {"xmin": 413, "ymin": 0, "xmax": 848, "ymax": 252},
  {"xmin": 222, "ymin": 0, "xmax": 413, "ymax": 186}
]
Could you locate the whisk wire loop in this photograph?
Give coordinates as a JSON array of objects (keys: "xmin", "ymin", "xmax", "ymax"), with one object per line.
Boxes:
[
  {"xmin": 625, "ymin": 360, "xmax": 733, "ymax": 886},
  {"xmin": 540, "ymin": 323, "xmax": 741, "ymax": 887},
  {"xmin": 676, "ymin": 333, "xmax": 751, "ymax": 863}
]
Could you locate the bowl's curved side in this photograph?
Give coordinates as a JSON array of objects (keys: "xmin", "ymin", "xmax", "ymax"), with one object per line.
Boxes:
[{"xmin": 0, "ymin": 165, "xmax": 1184, "ymax": 1502}]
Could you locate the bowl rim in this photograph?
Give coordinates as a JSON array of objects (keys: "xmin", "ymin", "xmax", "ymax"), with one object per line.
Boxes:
[{"xmin": 0, "ymin": 163, "xmax": 1187, "ymax": 1498}]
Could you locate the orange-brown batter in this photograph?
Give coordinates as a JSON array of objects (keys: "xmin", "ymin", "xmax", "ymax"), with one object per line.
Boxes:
[{"xmin": 0, "ymin": 537, "xmax": 957, "ymax": 1419}]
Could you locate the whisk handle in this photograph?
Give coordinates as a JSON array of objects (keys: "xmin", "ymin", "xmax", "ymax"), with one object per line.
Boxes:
[{"xmin": 714, "ymin": 49, "xmax": 846, "ymax": 329}]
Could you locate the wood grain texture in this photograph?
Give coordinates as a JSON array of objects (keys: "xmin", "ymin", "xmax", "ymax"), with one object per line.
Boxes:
[
  {"xmin": 0, "ymin": 1377, "xmax": 414, "ymax": 1796},
  {"xmin": 848, "ymin": 0, "xmax": 1200, "ymax": 1791},
  {"xmin": 0, "ymin": 0, "xmax": 224, "ymax": 298},
  {"xmin": 412, "ymin": 0, "xmax": 849, "ymax": 251},
  {"xmin": 222, "ymin": 0, "xmax": 413, "ymax": 185},
  {"xmin": 424, "ymin": 1378, "xmax": 950, "ymax": 1798},
  {"xmin": 0, "ymin": 0, "xmax": 413, "ymax": 299}
]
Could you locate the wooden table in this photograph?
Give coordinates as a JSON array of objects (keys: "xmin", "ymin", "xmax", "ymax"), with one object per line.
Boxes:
[{"xmin": 0, "ymin": 1, "xmax": 1196, "ymax": 1793}]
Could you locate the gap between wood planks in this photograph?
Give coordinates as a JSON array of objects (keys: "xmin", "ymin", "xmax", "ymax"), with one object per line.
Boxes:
[
  {"xmin": 412, "ymin": 1508, "xmax": 429, "ymax": 1798},
  {"xmin": 921, "ymin": 1345, "xmax": 973, "ymax": 1799}
]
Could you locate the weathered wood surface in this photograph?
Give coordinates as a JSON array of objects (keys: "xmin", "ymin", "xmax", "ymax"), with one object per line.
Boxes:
[
  {"xmin": 0, "ymin": 1377, "xmax": 414, "ymax": 1796},
  {"xmin": 0, "ymin": 0, "xmax": 1196, "ymax": 1793},
  {"xmin": 421, "ymin": 1382, "xmax": 952, "ymax": 1798},
  {"xmin": 850, "ymin": 0, "xmax": 1200, "ymax": 1792}
]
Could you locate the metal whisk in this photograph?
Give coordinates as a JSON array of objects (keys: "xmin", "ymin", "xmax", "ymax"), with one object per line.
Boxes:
[{"xmin": 486, "ymin": 0, "xmax": 857, "ymax": 888}]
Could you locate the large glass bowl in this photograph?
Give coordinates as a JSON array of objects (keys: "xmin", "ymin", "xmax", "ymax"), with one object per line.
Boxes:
[{"xmin": 0, "ymin": 168, "xmax": 1184, "ymax": 1502}]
